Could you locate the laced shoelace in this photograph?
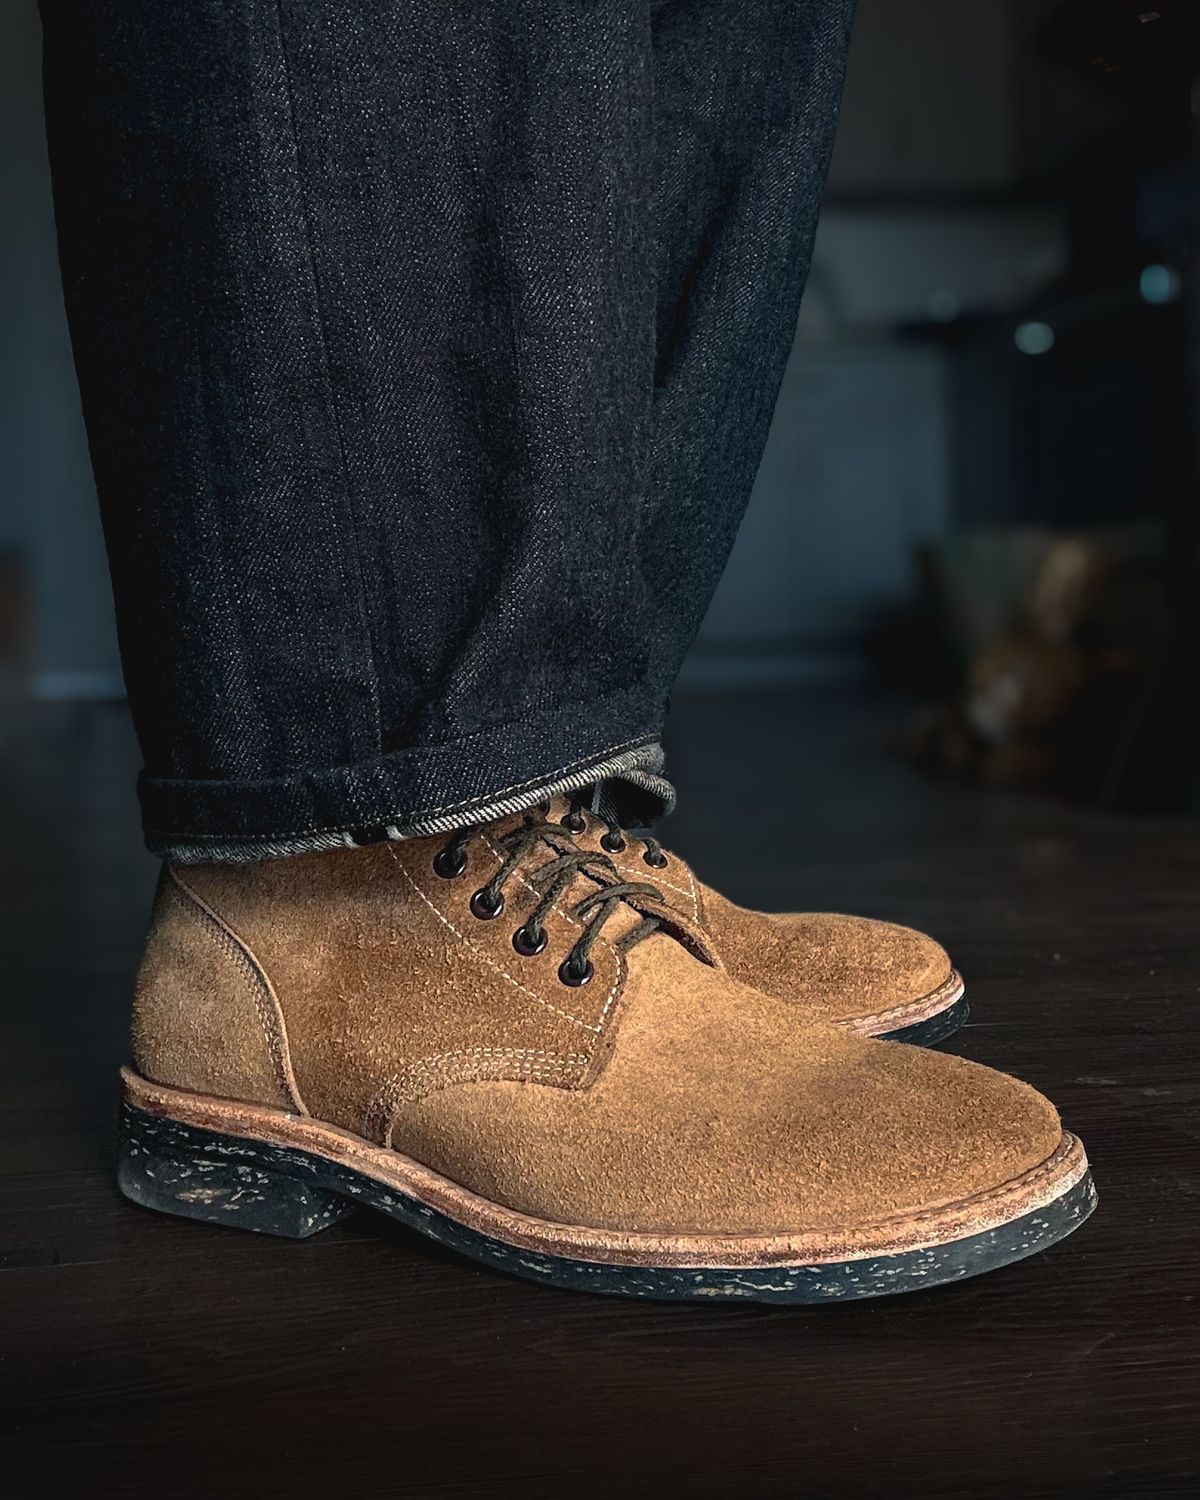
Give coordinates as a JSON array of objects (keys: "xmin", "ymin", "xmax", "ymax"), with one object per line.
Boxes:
[
  {"xmin": 432, "ymin": 809, "xmax": 667, "ymax": 986},
  {"xmin": 561, "ymin": 788, "xmax": 669, "ymax": 869}
]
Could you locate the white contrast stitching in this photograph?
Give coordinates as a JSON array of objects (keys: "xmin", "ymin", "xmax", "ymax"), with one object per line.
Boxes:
[
  {"xmin": 368, "ymin": 1044, "xmax": 591, "ymax": 1138},
  {"xmin": 480, "ymin": 835, "xmax": 583, "ymax": 930},
  {"xmin": 166, "ymin": 871, "xmax": 308, "ymax": 1115},
  {"xmin": 389, "ymin": 850, "xmax": 603, "ymax": 1032},
  {"xmin": 613, "ymin": 858, "xmax": 694, "ymax": 911},
  {"xmin": 684, "ymin": 862, "xmax": 701, "ymax": 923},
  {"xmin": 611, "ymin": 846, "xmax": 702, "ymax": 922},
  {"xmin": 479, "ymin": 834, "xmax": 625, "ymax": 1031}
]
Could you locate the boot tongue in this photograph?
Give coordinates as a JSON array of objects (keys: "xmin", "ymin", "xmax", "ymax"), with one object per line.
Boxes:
[
  {"xmin": 587, "ymin": 782, "xmax": 624, "ymax": 826},
  {"xmin": 541, "ymin": 788, "xmax": 638, "ymax": 838},
  {"xmin": 561, "ymin": 775, "xmax": 674, "ymax": 830}
]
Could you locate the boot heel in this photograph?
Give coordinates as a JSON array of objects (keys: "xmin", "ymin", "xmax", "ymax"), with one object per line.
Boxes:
[{"xmin": 118, "ymin": 1100, "xmax": 354, "ymax": 1240}]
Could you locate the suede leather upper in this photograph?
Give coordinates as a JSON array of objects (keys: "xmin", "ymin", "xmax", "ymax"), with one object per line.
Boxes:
[
  {"xmin": 132, "ymin": 817, "xmax": 1060, "ymax": 1239},
  {"xmin": 570, "ymin": 810, "xmax": 957, "ymax": 1027},
  {"xmin": 388, "ymin": 935, "xmax": 1057, "ymax": 1234}
]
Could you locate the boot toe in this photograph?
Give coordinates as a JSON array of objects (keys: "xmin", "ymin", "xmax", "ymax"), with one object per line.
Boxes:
[
  {"xmin": 698, "ymin": 879, "xmax": 955, "ymax": 1026},
  {"xmin": 772, "ymin": 1038, "xmax": 1064, "ymax": 1232},
  {"xmin": 776, "ymin": 912, "xmax": 954, "ymax": 1024}
]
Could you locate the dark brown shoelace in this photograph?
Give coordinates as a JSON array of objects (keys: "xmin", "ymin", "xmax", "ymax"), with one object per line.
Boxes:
[
  {"xmin": 432, "ymin": 810, "xmax": 666, "ymax": 987},
  {"xmin": 561, "ymin": 788, "xmax": 668, "ymax": 868}
]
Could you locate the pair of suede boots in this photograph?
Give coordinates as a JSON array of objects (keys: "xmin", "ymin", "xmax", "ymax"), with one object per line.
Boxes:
[{"xmin": 120, "ymin": 794, "xmax": 1095, "ymax": 1303}]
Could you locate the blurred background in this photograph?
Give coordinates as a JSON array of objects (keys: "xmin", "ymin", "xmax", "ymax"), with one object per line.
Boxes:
[{"xmin": 2, "ymin": 0, "xmax": 1199, "ymax": 830}]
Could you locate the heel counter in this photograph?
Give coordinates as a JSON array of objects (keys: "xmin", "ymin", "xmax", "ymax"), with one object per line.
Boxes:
[{"xmin": 131, "ymin": 869, "xmax": 304, "ymax": 1112}]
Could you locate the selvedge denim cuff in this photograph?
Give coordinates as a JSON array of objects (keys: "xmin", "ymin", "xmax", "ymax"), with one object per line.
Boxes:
[{"xmin": 142, "ymin": 687, "xmax": 673, "ymax": 863}]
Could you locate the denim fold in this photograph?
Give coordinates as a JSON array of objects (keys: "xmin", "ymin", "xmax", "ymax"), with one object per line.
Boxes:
[{"xmin": 143, "ymin": 696, "xmax": 673, "ymax": 863}]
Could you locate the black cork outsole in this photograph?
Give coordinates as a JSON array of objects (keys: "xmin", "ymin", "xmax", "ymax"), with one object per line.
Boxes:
[{"xmin": 118, "ymin": 1100, "xmax": 1095, "ymax": 1305}]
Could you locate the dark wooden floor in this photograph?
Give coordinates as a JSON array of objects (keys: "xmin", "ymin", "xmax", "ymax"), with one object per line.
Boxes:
[{"xmin": 1, "ymin": 690, "xmax": 1197, "ymax": 1498}]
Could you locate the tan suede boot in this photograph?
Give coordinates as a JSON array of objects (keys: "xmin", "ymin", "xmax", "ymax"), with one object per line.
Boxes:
[
  {"xmin": 562, "ymin": 800, "xmax": 967, "ymax": 1044},
  {"xmin": 119, "ymin": 811, "xmax": 1094, "ymax": 1302}
]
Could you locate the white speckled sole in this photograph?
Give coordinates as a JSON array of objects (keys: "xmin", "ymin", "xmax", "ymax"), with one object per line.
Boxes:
[{"xmin": 118, "ymin": 1066, "xmax": 1095, "ymax": 1303}]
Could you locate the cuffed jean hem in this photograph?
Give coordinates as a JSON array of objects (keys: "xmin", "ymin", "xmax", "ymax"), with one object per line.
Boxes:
[{"xmin": 140, "ymin": 691, "xmax": 674, "ymax": 863}]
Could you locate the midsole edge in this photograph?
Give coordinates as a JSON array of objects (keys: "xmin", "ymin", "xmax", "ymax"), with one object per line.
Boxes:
[
  {"xmin": 843, "ymin": 970, "xmax": 966, "ymax": 1037},
  {"xmin": 121, "ymin": 1065, "xmax": 1086, "ymax": 1270}
]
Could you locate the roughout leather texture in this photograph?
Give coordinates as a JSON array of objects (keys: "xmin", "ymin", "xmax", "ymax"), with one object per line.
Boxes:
[
  {"xmin": 132, "ymin": 815, "xmax": 1062, "ymax": 1238},
  {"xmin": 569, "ymin": 806, "xmax": 956, "ymax": 1027}
]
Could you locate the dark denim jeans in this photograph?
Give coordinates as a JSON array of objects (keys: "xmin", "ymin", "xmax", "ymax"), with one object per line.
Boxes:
[{"xmin": 39, "ymin": 0, "xmax": 854, "ymax": 861}]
